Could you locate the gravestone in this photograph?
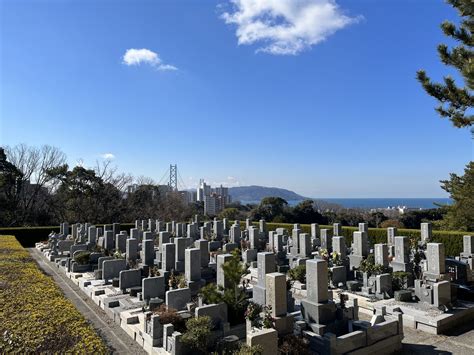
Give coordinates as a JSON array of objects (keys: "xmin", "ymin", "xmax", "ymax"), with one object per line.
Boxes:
[
  {"xmin": 320, "ymin": 229, "xmax": 332, "ymax": 252},
  {"xmin": 174, "ymin": 238, "xmax": 187, "ymax": 272},
  {"xmin": 187, "ymin": 223, "xmax": 198, "ymax": 240},
  {"xmin": 112, "ymin": 223, "xmax": 120, "ymax": 237},
  {"xmin": 143, "ymin": 276, "xmax": 166, "ymax": 301},
  {"xmin": 461, "ymin": 235, "xmax": 474, "ymax": 258},
  {"xmin": 126, "ymin": 238, "xmax": 138, "ymax": 263},
  {"xmin": 391, "ymin": 236, "xmax": 411, "ymax": 272},
  {"xmin": 249, "ymin": 227, "xmax": 260, "ymax": 250},
  {"xmin": 142, "ymin": 239, "xmax": 155, "ymax": 267},
  {"xmin": 291, "ymin": 225, "xmax": 301, "ymax": 255},
  {"xmin": 253, "ymin": 252, "xmax": 276, "ymax": 306},
  {"xmin": 349, "ymin": 231, "xmax": 368, "ymax": 269},
  {"xmin": 166, "ymin": 288, "xmax": 191, "ymax": 311},
  {"xmin": 116, "ymin": 233, "xmax": 127, "ymax": 253},
  {"xmin": 426, "ymin": 243, "xmax": 445, "ymax": 280},
  {"xmin": 161, "ymin": 243, "xmax": 176, "ymax": 272},
  {"xmin": 300, "ymin": 259, "xmax": 336, "ymax": 325},
  {"xmin": 243, "ymin": 249, "xmax": 258, "ymax": 264},
  {"xmin": 131, "ymin": 228, "xmax": 140, "ymax": 240},
  {"xmin": 266, "ymin": 273, "xmax": 287, "ymax": 317},
  {"xmin": 61, "ymin": 222, "xmax": 70, "ymax": 236},
  {"xmin": 217, "ymin": 254, "xmax": 233, "ymax": 289},
  {"xmin": 195, "ymin": 239, "xmax": 210, "ymax": 268},
  {"xmin": 259, "ymin": 219, "xmax": 267, "ymax": 235},
  {"xmin": 185, "ymin": 248, "xmax": 201, "ymax": 282},
  {"xmin": 104, "ymin": 230, "xmax": 114, "ymax": 251},
  {"xmin": 159, "ymin": 232, "xmax": 171, "ymax": 246},
  {"xmin": 268, "ymin": 231, "xmax": 276, "ymax": 252},
  {"xmin": 387, "ymin": 227, "xmax": 397, "ymax": 245},
  {"xmin": 246, "ymin": 218, "xmax": 252, "ymax": 230},
  {"xmin": 333, "ymin": 223, "xmax": 342, "ymax": 236},
  {"xmin": 102, "ymin": 259, "xmax": 127, "ymax": 280},
  {"xmin": 433, "ymin": 280, "xmax": 451, "ymax": 307},
  {"xmin": 274, "ymin": 233, "xmax": 284, "ymax": 252},
  {"xmin": 299, "ymin": 233, "xmax": 312, "ymax": 257},
  {"xmin": 214, "ymin": 220, "xmax": 223, "ymax": 240},
  {"xmin": 421, "ymin": 223, "xmax": 432, "ymax": 243},
  {"xmin": 374, "ymin": 243, "xmax": 389, "ymax": 267},
  {"xmin": 332, "ymin": 236, "xmax": 346, "ymax": 259},
  {"xmin": 230, "ymin": 223, "xmax": 241, "ymax": 244},
  {"xmin": 359, "ymin": 223, "xmax": 368, "ymax": 233},
  {"xmin": 143, "ymin": 231, "xmax": 154, "ymax": 242},
  {"xmin": 88, "ymin": 226, "xmax": 97, "ymax": 245},
  {"xmin": 311, "ymin": 223, "xmax": 320, "ymax": 238},
  {"xmin": 119, "ymin": 269, "xmax": 142, "ymax": 292},
  {"xmin": 375, "ymin": 273, "xmax": 393, "ymax": 299}
]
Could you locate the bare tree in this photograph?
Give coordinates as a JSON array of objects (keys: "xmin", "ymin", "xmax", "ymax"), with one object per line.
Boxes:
[
  {"xmin": 5, "ymin": 144, "xmax": 66, "ymax": 225},
  {"xmin": 94, "ymin": 160, "xmax": 133, "ymax": 192}
]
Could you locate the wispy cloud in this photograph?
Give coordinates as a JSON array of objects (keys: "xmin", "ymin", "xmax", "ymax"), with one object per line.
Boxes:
[
  {"xmin": 220, "ymin": 0, "xmax": 361, "ymax": 55},
  {"xmin": 122, "ymin": 48, "xmax": 178, "ymax": 71},
  {"xmin": 101, "ymin": 153, "xmax": 115, "ymax": 160}
]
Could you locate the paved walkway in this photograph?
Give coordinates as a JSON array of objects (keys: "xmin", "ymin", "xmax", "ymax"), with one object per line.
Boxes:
[{"xmin": 29, "ymin": 248, "xmax": 146, "ymax": 355}]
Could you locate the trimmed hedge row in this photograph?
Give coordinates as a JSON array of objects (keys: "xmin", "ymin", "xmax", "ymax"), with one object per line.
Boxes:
[
  {"xmin": 0, "ymin": 235, "xmax": 108, "ymax": 353},
  {"xmin": 1, "ymin": 222, "xmax": 470, "ymax": 256},
  {"xmin": 0, "ymin": 224, "xmax": 135, "ymax": 247},
  {"xmin": 259, "ymin": 222, "xmax": 469, "ymax": 257}
]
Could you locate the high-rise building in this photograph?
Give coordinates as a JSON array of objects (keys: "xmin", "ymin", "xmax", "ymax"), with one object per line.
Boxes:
[{"xmin": 197, "ymin": 180, "xmax": 231, "ymax": 216}]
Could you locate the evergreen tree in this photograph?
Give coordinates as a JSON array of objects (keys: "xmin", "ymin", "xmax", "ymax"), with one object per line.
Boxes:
[
  {"xmin": 440, "ymin": 161, "xmax": 474, "ymax": 231},
  {"xmin": 417, "ymin": 0, "xmax": 473, "ymax": 129},
  {"xmin": 0, "ymin": 148, "xmax": 23, "ymax": 226}
]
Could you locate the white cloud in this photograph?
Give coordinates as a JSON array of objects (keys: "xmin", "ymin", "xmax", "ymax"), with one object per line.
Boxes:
[
  {"xmin": 157, "ymin": 64, "xmax": 178, "ymax": 71},
  {"xmin": 101, "ymin": 153, "xmax": 115, "ymax": 160},
  {"xmin": 122, "ymin": 48, "xmax": 178, "ymax": 71},
  {"xmin": 220, "ymin": 0, "xmax": 361, "ymax": 55}
]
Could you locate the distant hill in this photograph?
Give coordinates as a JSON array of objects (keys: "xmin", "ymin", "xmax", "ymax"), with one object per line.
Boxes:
[{"xmin": 229, "ymin": 185, "xmax": 307, "ymax": 203}]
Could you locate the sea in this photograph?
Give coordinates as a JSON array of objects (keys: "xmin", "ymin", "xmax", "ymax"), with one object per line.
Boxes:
[{"xmin": 240, "ymin": 198, "xmax": 452, "ymax": 209}]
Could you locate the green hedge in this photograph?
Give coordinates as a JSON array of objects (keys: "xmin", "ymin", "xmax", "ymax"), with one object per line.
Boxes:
[
  {"xmin": 248, "ymin": 222, "xmax": 470, "ymax": 257},
  {"xmin": 1, "ymin": 222, "xmax": 470, "ymax": 256},
  {"xmin": 0, "ymin": 224, "xmax": 135, "ymax": 247}
]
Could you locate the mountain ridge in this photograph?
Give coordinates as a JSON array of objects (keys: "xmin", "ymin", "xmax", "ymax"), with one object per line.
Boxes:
[{"xmin": 228, "ymin": 185, "xmax": 307, "ymax": 202}]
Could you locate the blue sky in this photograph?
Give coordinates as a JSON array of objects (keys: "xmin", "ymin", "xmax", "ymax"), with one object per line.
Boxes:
[{"xmin": 1, "ymin": 0, "xmax": 472, "ymax": 198}]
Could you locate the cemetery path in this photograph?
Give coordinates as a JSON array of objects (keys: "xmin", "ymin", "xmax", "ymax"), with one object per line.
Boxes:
[{"xmin": 29, "ymin": 248, "xmax": 147, "ymax": 355}]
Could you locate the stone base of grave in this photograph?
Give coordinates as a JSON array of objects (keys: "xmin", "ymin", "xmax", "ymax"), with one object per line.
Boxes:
[
  {"xmin": 349, "ymin": 255, "xmax": 364, "ymax": 270},
  {"xmin": 273, "ymin": 314, "xmax": 294, "ymax": 336},
  {"xmin": 337, "ymin": 291, "xmax": 377, "ymax": 316},
  {"xmin": 187, "ymin": 279, "xmax": 205, "ymax": 296},
  {"xmin": 247, "ymin": 328, "xmax": 278, "ymax": 355},
  {"xmin": 374, "ymin": 299, "xmax": 474, "ymax": 334},
  {"xmin": 391, "ymin": 261, "xmax": 413, "ymax": 273},
  {"xmin": 252, "ymin": 284, "xmax": 266, "ymax": 306},
  {"xmin": 300, "ymin": 300, "xmax": 337, "ymax": 325},
  {"xmin": 174, "ymin": 260, "xmax": 184, "ymax": 272}
]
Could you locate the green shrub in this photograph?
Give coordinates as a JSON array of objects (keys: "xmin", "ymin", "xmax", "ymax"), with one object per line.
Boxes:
[
  {"xmin": 392, "ymin": 271, "xmax": 411, "ymax": 291},
  {"xmin": 74, "ymin": 251, "xmax": 91, "ymax": 265},
  {"xmin": 181, "ymin": 316, "xmax": 212, "ymax": 354},
  {"xmin": 288, "ymin": 265, "xmax": 306, "ymax": 284}
]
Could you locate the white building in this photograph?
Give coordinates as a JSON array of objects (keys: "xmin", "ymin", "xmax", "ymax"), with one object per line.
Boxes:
[{"xmin": 197, "ymin": 179, "xmax": 231, "ymax": 216}]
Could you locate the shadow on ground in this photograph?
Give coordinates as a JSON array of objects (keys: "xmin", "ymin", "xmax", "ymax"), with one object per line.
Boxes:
[{"xmin": 397, "ymin": 344, "xmax": 452, "ymax": 355}]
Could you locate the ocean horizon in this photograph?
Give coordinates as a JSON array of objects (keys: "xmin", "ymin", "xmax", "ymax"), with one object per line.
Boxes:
[{"xmin": 239, "ymin": 198, "xmax": 452, "ymax": 209}]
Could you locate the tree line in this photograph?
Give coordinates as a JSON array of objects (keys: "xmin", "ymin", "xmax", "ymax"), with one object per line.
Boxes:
[
  {"xmin": 0, "ymin": 144, "xmax": 472, "ymax": 230},
  {"xmin": 0, "ymin": 144, "xmax": 197, "ymax": 227}
]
